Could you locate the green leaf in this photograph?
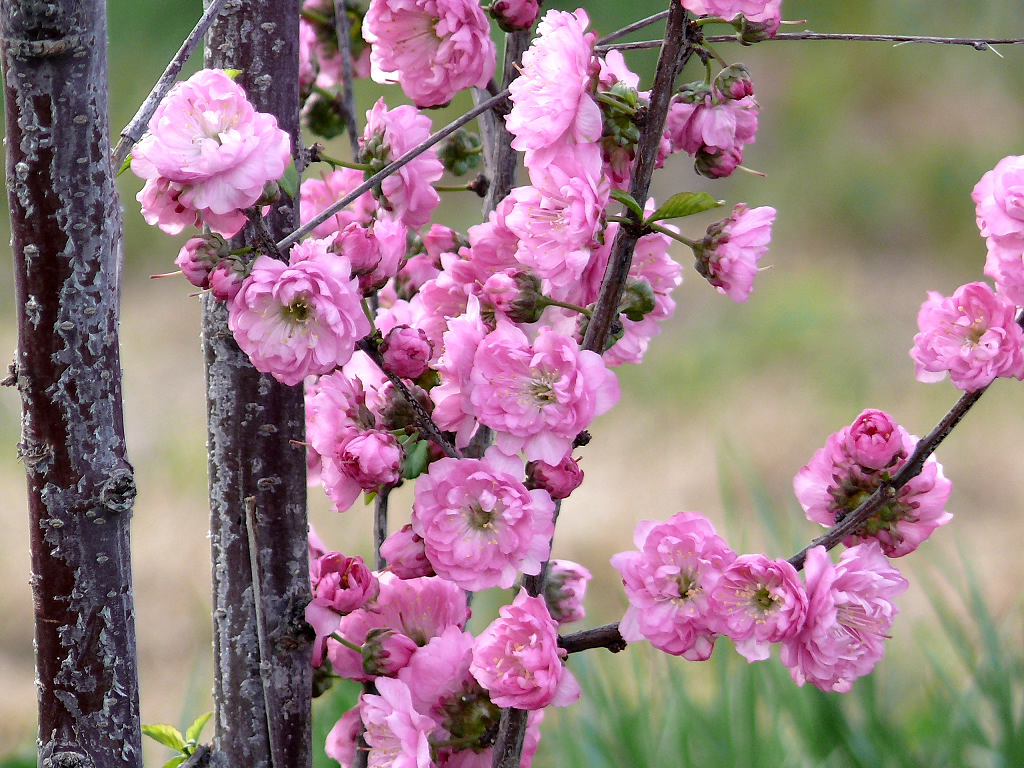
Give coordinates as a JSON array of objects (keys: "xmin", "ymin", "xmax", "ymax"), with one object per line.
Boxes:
[
  {"xmin": 222, "ymin": 68, "xmax": 242, "ymax": 80},
  {"xmin": 609, "ymin": 189, "xmax": 644, "ymax": 219},
  {"xmin": 279, "ymin": 160, "xmax": 299, "ymax": 201},
  {"xmin": 185, "ymin": 712, "xmax": 213, "ymax": 744},
  {"xmin": 142, "ymin": 724, "xmax": 186, "ymax": 752},
  {"xmin": 402, "ymin": 439, "xmax": 430, "ymax": 480},
  {"xmin": 116, "ymin": 153, "xmax": 132, "ymax": 178},
  {"xmin": 645, "ymin": 192, "xmax": 723, "ymax": 223},
  {"xmin": 161, "ymin": 757, "xmax": 186, "ymax": 768}
]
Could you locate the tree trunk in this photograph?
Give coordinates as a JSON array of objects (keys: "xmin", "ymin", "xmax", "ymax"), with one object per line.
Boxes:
[
  {"xmin": 202, "ymin": 2, "xmax": 311, "ymax": 767},
  {"xmin": 2, "ymin": 1, "xmax": 142, "ymax": 766}
]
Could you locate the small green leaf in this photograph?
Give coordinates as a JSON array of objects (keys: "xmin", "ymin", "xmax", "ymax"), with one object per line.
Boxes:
[
  {"xmin": 117, "ymin": 153, "xmax": 132, "ymax": 177},
  {"xmin": 609, "ymin": 189, "xmax": 644, "ymax": 219},
  {"xmin": 161, "ymin": 757, "xmax": 186, "ymax": 768},
  {"xmin": 402, "ymin": 439, "xmax": 430, "ymax": 480},
  {"xmin": 279, "ymin": 160, "xmax": 299, "ymax": 201},
  {"xmin": 185, "ymin": 712, "xmax": 213, "ymax": 744},
  {"xmin": 222, "ymin": 68, "xmax": 243, "ymax": 80},
  {"xmin": 142, "ymin": 724, "xmax": 186, "ymax": 752},
  {"xmin": 646, "ymin": 192, "xmax": 723, "ymax": 223}
]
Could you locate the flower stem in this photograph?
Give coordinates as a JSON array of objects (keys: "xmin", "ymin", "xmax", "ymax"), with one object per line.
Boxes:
[
  {"xmin": 330, "ymin": 632, "xmax": 363, "ymax": 654},
  {"xmin": 316, "ymin": 150, "xmax": 372, "ymax": 172},
  {"xmin": 540, "ymin": 296, "xmax": 592, "ymax": 317}
]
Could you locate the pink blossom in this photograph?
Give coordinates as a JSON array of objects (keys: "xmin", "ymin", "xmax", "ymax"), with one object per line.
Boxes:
[
  {"xmin": 470, "ymin": 589, "xmax": 581, "ymax": 710},
  {"xmin": 300, "ymin": 168, "xmax": 376, "ymax": 239},
  {"xmin": 362, "ymin": 628, "xmax": 420, "ymax": 677},
  {"xmin": 505, "ymin": 9, "xmax": 602, "ymax": 170},
  {"xmin": 381, "ymin": 326, "xmax": 433, "ymax": 379},
  {"xmin": 175, "ymin": 235, "xmax": 226, "ymax": 288},
  {"xmin": 682, "ymin": 0, "xmax": 780, "ymax": 28},
  {"xmin": 526, "ymin": 454, "xmax": 585, "ymax": 500},
  {"xmin": 983, "ymin": 238, "xmax": 1024, "ymax": 306},
  {"xmin": 430, "ymin": 297, "xmax": 489, "ymax": 448},
  {"xmin": 611, "ymin": 511, "xmax": 736, "ymax": 660},
  {"xmin": 207, "ymin": 259, "xmax": 245, "ymax": 302},
  {"xmin": 228, "ymin": 239, "xmax": 370, "ymax": 386},
  {"xmin": 381, "ymin": 524, "xmax": 435, "ymax": 579},
  {"xmin": 973, "ymin": 155, "xmax": 1024, "ymax": 242},
  {"xmin": 364, "ymin": 0, "xmax": 496, "ymax": 108},
  {"xmin": 411, "ymin": 450, "xmax": 555, "ymax": 591},
  {"xmin": 305, "ymin": 369, "xmax": 375, "ymax": 460},
  {"xmin": 468, "ymin": 323, "xmax": 620, "ymax": 464},
  {"xmin": 306, "ymin": 552, "xmax": 379, "ymax": 665},
  {"xmin": 910, "ymin": 281, "xmax": 1024, "ymax": 391},
  {"xmin": 543, "ymin": 560, "xmax": 592, "ymax": 625},
  {"xmin": 781, "ymin": 543, "xmax": 907, "ymax": 693},
  {"xmin": 321, "ymin": 429, "xmax": 404, "ymax": 511},
  {"xmin": 132, "ymin": 69, "xmax": 290, "ymax": 237},
  {"xmin": 325, "ymin": 707, "xmax": 361, "ymax": 768},
  {"xmin": 360, "ymin": 676, "xmax": 437, "ymax": 768},
  {"xmin": 697, "ymin": 204, "xmax": 776, "ymax": 302},
  {"xmin": 707, "ymin": 554, "xmax": 807, "ymax": 662},
  {"xmin": 664, "ymin": 85, "xmax": 758, "ymax": 179},
  {"xmin": 793, "ymin": 409, "xmax": 952, "ymax": 558},
  {"xmin": 362, "ymin": 99, "xmax": 444, "ymax": 229}
]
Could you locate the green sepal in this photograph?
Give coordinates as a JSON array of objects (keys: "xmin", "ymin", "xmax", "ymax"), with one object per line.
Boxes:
[
  {"xmin": 402, "ymin": 439, "xmax": 430, "ymax": 480},
  {"xmin": 609, "ymin": 189, "xmax": 644, "ymax": 219},
  {"xmin": 116, "ymin": 153, "xmax": 132, "ymax": 177},
  {"xmin": 185, "ymin": 712, "xmax": 213, "ymax": 744},
  {"xmin": 279, "ymin": 160, "xmax": 300, "ymax": 201},
  {"xmin": 645, "ymin": 192, "xmax": 722, "ymax": 223},
  {"xmin": 222, "ymin": 68, "xmax": 242, "ymax": 80},
  {"xmin": 142, "ymin": 724, "xmax": 186, "ymax": 752}
]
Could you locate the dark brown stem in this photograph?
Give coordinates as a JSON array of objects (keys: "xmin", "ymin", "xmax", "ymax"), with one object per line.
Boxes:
[
  {"xmin": 357, "ymin": 338, "xmax": 460, "ymax": 459},
  {"xmin": 597, "ymin": 10, "xmax": 669, "ymax": 45},
  {"xmin": 3, "ymin": 2, "xmax": 143, "ymax": 764},
  {"xmin": 597, "ymin": 32, "xmax": 1024, "ymax": 53},
  {"xmin": 112, "ymin": 0, "xmax": 231, "ymax": 166},
  {"xmin": 559, "ymin": 624, "xmax": 628, "ymax": 655},
  {"xmin": 374, "ymin": 486, "xmax": 390, "ymax": 570},
  {"xmin": 479, "ymin": 29, "xmax": 530, "ymax": 216},
  {"xmin": 582, "ymin": 3, "xmax": 697, "ymax": 354},
  {"xmin": 205, "ymin": 3, "xmax": 312, "ymax": 767},
  {"xmin": 280, "ymin": 88, "xmax": 510, "ymax": 249},
  {"xmin": 331, "ymin": 0, "xmax": 360, "ymax": 156}
]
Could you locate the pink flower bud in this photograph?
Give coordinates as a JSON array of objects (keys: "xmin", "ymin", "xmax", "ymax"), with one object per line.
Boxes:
[
  {"xmin": 380, "ymin": 524, "xmax": 435, "ymax": 579},
  {"xmin": 207, "ymin": 258, "xmax": 245, "ymax": 302},
  {"xmin": 306, "ymin": 552, "xmax": 379, "ymax": 665},
  {"xmin": 526, "ymin": 454, "xmax": 585, "ymax": 500},
  {"xmin": 543, "ymin": 559, "xmax": 592, "ymax": 624},
  {"xmin": 175, "ymin": 235, "xmax": 227, "ymax": 288},
  {"xmin": 842, "ymin": 409, "xmax": 905, "ymax": 471},
  {"xmin": 380, "ymin": 326, "xmax": 432, "ymax": 380},
  {"xmin": 361, "ymin": 628, "xmax": 418, "ymax": 677},
  {"xmin": 491, "ymin": 0, "xmax": 540, "ymax": 31}
]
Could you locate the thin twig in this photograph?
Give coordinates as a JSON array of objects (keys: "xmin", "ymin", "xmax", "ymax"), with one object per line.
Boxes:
[
  {"xmin": 597, "ymin": 32, "xmax": 1024, "ymax": 54},
  {"xmin": 356, "ymin": 338, "xmax": 460, "ymax": 459},
  {"xmin": 111, "ymin": 0, "xmax": 231, "ymax": 167},
  {"xmin": 374, "ymin": 486, "xmax": 390, "ymax": 570},
  {"xmin": 597, "ymin": 10, "xmax": 669, "ymax": 46},
  {"xmin": 243, "ymin": 496, "xmax": 286, "ymax": 768},
  {"xmin": 331, "ymin": 0, "xmax": 360, "ymax": 156},
  {"xmin": 278, "ymin": 89, "xmax": 510, "ymax": 250}
]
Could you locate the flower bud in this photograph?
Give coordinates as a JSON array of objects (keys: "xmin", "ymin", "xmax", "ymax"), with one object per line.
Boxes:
[
  {"xmin": 714, "ymin": 63, "xmax": 755, "ymax": 100},
  {"xmin": 694, "ymin": 145, "xmax": 743, "ymax": 179},
  {"xmin": 490, "ymin": 0, "xmax": 540, "ymax": 32},
  {"xmin": 543, "ymin": 560, "xmax": 592, "ymax": 625},
  {"xmin": 378, "ymin": 381, "xmax": 434, "ymax": 434},
  {"xmin": 526, "ymin": 454, "xmax": 584, "ymax": 500},
  {"xmin": 361, "ymin": 628, "xmax": 418, "ymax": 677},
  {"xmin": 732, "ymin": 13, "xmax": 782, "ymax": 45},
  {"xmin": 303, "ymin": 92, "xmax": 348, "ymax": 139},
  {"xmin": 175, "ymin": 234, "xmax": 228, "ymax": 289},
  {"xmin": 380, "ymin": 523, "xmax": 435, "ymax": 578},
  {"xmin": 618, "ymin": 277, "xmax": 656, "ymax": 321},
  {"xmin": 208, "ymin": 256, "xmax": 245, "ymax": 302},
  {"xmin": 676, "ymin": 80, "xmax": 713, "ymax": 105},
  {"xmin": 437, "ymin": 128, "xmax": 483, "ymax": 177},
  {"xmin": 380, "ymin": 325, "xmax": 432, "ymax": 380}
]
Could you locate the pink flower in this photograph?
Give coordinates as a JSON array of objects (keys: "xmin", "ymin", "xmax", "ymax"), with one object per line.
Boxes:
[
  {"xmin": 910, "ymin": 281, "xmax": 1024, "ymax": 391},
  {"xmin": 306, "ymin": 553, "xmax": 379, "ymax": 665},
  {"xmin": 132, "ymin": 69, "xmax": 290, "ymax": 237},
  {"xmin": 325, "ymin": 707, "xmax": 361, "ymax": 768},
  {"xmin": 364, "ymin": 0, "xmax": 496, "ymax": 108},
  {"xmin": 228, "ymin": 238, "xmax": 371, "ymax": 386},
  {"xmin": 793, "ymin": 409, "xmax": 952, "ymax": 558},
  {"xmin": 361, "ymin": 99, "xmax": 444, "ymax": 229},
  {"xmin": 381, "ymin": 524, "xmax": 435, "ymax": 579},
  {"xmin": 469, "ymin": 323, "xmax": 620, "ymax": 465},
  {"xmin": 505, "ymin": 9, "xmax": 602, "ymax": 170},
  {"xmin": 707, "ymin": 554, "xmax": 807, "ymax": 662},
  {"xmin": 381, "ymin": 326, "xmax": 433, "ymax": 379},
  {"xmin": 682, "ymin": 0, "xmax": 780, "ymax": 26},
  {"xmin": 697, "ymin": 204, "xmax": 776, "ymax": 302},
  {"xmin": 411, "ymin": 450, "xmax": 555, "ymax": 591},
  {"xmin": 665, "ymin": 85, "xmax": 759, "ymax": 177},
  {"xmin": 321, "ymin": 429, "xmax": 404, "ymax": 511},
  {"xmin": 175, "ymin": 235, "xmax": 226, "ymax": 288},
  {"xmin": 781, "ymin": 543, "xmax": 907, "ymax": 693},
  {"xmin": 360, "ymin": 676, "xmax": 437, "ymax": 768},
  {"xmin": 611, "ymin": 511, "xmax": 736, "ymax": 660},
  {"xmin": 299, "ymin": 168, "xmax": 376, "ymax": 239},
  {"xmin": 470, "ymin": 589, "xmax": 581, "ymax": 710},
  {"xmin": 491, "ymin": 0, "xmax": 540, "ymax": 31},
  {"xmin": 983, "ymin": 238, "xmax": 1024, "ymax": 306},
  {"xmin": 207, "ymin": 259, "xmax": 245, "ymax": 302},
  {"xmin": 973, "ymin": 155, "xmax": 1024, "ymax": 242},
  {"xmin": 543, "ymin": 560, "xmax": 592, "ymax": 625}
]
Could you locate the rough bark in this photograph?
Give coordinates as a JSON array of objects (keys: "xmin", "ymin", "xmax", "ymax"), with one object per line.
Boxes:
[
  {"xmin": 202, "ymin": 2, "xmax": 311, "ymax": 767},
  {"xmin": 2, "ymin": 1, "xmax": 142, "ymax": 766}
]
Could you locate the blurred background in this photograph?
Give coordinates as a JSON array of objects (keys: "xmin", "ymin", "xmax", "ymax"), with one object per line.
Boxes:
[{"xmin": 2, "ymin": 0, "xmax": 1024, "ymax": 764}]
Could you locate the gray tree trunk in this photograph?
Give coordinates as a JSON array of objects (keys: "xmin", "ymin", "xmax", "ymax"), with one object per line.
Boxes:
[
  {"xmin": 1, "ymin": 1, "xmax": 142, "ymax": 766},
  {"xmin": 202, "ymin": 2, "xmax": 312, "ymax": 767}
]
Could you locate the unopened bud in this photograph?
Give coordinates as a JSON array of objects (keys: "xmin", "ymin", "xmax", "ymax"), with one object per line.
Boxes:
[
  {"xmin": 714, "ymin": 63, "xmax": 755, "ymax": 100},
  {"xmin": 490, "ymin": 0, "xmax": 540, "ymax": 32},
  {"xmin": 618, "ymin": 277, "xmax": 656, "ymax": 322},
  {"xmin": 303, "ymin": 92, "xmax": 348, "ymax": 139},
  {"xmin": 437, "ymin": 129, "xmax": 483, "ymax": 177},
  {"xmin": 526, "ymin": 454, "xmax": 584, "ymax": 500},
  {"xmin": 361, "ymin": 628, "xmax": 417, "ymax": 677},
  {"xmin": 695, "ymin": 145, "xmax": 743, "ymax": 179},
  {"xmin": 732, "ymin": 13, "xmax": 781, "ymax": 44}
]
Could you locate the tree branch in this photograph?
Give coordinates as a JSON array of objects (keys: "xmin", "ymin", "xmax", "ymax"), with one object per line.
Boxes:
[
  {"xmin": 597, "ymin": 10, "xmax": 669, "ymax": 45},
  {"xmin": 111, "ymin": 0, "xmax": 231, "ymax": 167},
  {"xmin": 331, "ymin": 0, "xmax": 360, "ymax": 157},
  {"xmin": 597, "ymin": 32, "xmax": 1024, "ymax": 54}
]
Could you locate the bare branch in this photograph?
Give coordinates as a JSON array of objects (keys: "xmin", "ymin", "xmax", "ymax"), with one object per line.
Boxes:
[
  {"xmin": 331, "ymin": 0, "xmax": 361, "ymax": 156},
  {"xmin": 597, "ymin": 10, "xmax": 669, "ymax": 45},
  {"xmin": 597, "ymin": 32, "xmax": 1024, "ymax": 54},
  {"xmin": 111, "ymin": 0, "xmax": 232, "ymax": 167}
]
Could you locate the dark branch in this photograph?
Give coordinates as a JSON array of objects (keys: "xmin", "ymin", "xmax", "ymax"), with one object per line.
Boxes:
[
  {"xmin": 331, "ymin": 0, "xmax": 360, "ymax": 157},
  {"xmin": 597, "ymin": 32, "xmax": 1024, "ymax": 54},
  {"xmin": 597, "ymin": 10, "xmax": 669, "ymax": 45}
]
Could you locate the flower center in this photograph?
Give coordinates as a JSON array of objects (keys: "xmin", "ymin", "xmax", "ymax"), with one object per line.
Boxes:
[
  {"xmin": 282, "ymin": 296, "xmax": 313, "ymax": 325},
  {"xmin": 467, "ymin": 503, "xmax": 496, "ymax": 531},
  {"xmin": 528, "ymin": 370, "xmax": 559, "ymax": 405},
  {"xmin": 752, "ymin": 585, "xmax": 779, "ymax": 613}
]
